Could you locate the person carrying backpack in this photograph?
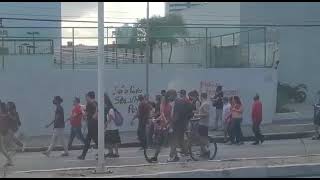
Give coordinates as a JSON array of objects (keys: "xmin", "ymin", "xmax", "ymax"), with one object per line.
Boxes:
[{"xmin": 104, "ymin": 94, "xmax": 122, "ymax": 158}]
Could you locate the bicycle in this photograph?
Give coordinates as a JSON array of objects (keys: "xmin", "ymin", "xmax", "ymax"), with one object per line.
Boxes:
[{"xmin": 144, "ymin": 116, "xmax": 218, "ymax": 163}]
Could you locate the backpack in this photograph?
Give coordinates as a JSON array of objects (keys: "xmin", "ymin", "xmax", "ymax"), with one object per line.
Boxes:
[{"xmin": 113, "ymin": 109, "xmax": 124, "ymax": 127}]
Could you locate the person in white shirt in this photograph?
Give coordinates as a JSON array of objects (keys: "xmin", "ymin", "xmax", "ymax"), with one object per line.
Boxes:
[
  {"xmin": 104, "ymin": 95, "xmax": 121, "ymax": 158},
  {"xmin": 222, "ymin": 97, "xmax": 232, "ymax": 143}
]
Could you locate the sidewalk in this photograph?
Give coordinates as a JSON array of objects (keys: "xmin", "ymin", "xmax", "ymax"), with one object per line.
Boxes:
[
  {"xmin": 8, "ymin": 154, "xmax": 320, "ymax": 178},
  {"xmin": 20, "ymin": 122, "xmax": 315, "ymax": 152}
]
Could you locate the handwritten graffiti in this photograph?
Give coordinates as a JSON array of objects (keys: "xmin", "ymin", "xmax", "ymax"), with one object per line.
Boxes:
[
  {"xmin": 199, "ymin": 80, "xmax": 238, "ymax": 98},
  {"xmin": 112, "ymin": 84, "xmax": 143, "ymax": 114}
]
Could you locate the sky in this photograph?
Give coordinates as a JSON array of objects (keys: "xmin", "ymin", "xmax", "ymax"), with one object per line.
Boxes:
[{"xmin": 62, "ymin": 2, "xmax": 165, "ymax": 45}]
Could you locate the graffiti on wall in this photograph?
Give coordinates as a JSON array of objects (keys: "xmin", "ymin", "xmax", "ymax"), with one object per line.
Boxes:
[
  {"xmin": 199, "ymin": 80, "xmax": 239, "ymax": 98},
  {"xmin": 112, "ymin": 84, "xmax": 143, "ymax": 114}
]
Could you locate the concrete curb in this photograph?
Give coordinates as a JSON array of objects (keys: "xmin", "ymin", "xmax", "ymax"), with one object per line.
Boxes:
[
  {"xmin": 21, "ymin": 131, "xmax": 314, "ymax": 153},
  {"xmin": 131, "ymin": 163, "xmax": 320, "ymax": 178}
]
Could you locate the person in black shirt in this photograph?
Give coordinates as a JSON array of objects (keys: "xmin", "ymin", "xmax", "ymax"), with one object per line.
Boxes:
[
  {"xmin": 6, "ymin": 102, "xmax": 24, "ymax": 151},
  {"xmin": 43, "ymin": 96, "xmax": 69, "ymax": 157},
  {"xmin": 0, "ymin": 102, "xmax": 13, "ymax": 166},
  {"xmin": 78, "ymin": 91, "xmax": 98, "ymax": 160},
  {"xmin": 213, "ymin": 86, "xmax": 224, "ymax": 130}
]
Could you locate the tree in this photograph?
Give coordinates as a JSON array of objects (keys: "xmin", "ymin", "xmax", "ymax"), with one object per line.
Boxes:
[{"xmin": 135, "ymin": 14, "xmax": 187, "ymax": 63}]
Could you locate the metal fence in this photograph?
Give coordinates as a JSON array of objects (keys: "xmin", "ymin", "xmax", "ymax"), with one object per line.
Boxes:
[{"xmin": 0, "ymin": 25, "xmax": 279, "ymax": 69}]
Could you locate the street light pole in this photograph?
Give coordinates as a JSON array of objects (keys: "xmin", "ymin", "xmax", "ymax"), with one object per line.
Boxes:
[
  {"xmin": 145, "ymin": 2, "xmax": 150, "ymax": 98},
  {"xmin": 96, "ymin": 2, "xmax": 105, "ymax": 173}
]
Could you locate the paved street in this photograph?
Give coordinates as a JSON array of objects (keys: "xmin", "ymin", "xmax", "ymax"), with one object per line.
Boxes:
[{"xmin": 2, "ymin": 138, "xmax": 320, "ymax": 178}]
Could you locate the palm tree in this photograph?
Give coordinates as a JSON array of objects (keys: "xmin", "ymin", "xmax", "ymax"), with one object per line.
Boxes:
[{"xmin": 135, "ymin": 14, "xmax": 187, "ymax": 63}]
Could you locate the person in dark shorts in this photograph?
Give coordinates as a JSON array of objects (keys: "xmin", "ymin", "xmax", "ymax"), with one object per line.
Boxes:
[
  {"xmin": 78, "ymin": 91, "xmax": 98, "ymax": 160},
  {"xmin": 104, "ymin": 94, "xmax": 121, "ymax": 158}
]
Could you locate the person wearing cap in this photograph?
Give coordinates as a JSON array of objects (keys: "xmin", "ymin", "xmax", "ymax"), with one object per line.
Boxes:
[{"xmin": 43, "ymin": 96, "xmax": 69, "ymax": 157}]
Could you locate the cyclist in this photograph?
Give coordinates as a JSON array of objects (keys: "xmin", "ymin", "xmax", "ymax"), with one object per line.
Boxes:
[{"xmin": 197, "ymin": 92, "xmax": 211, "ymax": 158}]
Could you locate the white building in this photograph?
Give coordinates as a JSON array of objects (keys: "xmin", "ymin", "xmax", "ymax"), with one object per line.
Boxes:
[
  {"xmin": 0, "ymin": 2, "xmax": 61, "ymax": 56},
  {"xmin": 165, "ymin": 2, "xmax": 205, "ymax": 16}
]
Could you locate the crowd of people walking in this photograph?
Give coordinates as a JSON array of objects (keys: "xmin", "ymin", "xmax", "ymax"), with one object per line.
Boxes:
[{"xmin": 0, "ymin": 86, "xmax": 266, "ymax": 165}]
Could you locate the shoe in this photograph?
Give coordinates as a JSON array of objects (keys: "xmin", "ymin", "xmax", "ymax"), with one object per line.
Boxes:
[
  {"xmin": 200, "ymin": 151, "xmax": 210, "ymax": 158},
  {"xmin": 312, "ymin": 136, "xmax": 320, "ymax": 140},
  {"xmin": 105, "ymin": 153, "xmax": 114, "ymax": 158},
  {"xmin": 5, "ymin": 160, "xmax": 13, "ymax": 167},
  {"xmin": 61, "ymin": 152, "xmax": 69, "ymax": 157},
  {"xmin": 260, "ymin": 137, "xmax": 265, "ymax": 144},
  {"xmin": 237, "ymin": 142, "xmax": 244, "ymax": 145},
  {"xmin": 77, "ymin": 155, "xmax": 85, "ymax": 160},
  {"xmin": 112, "ymin": 154, "xmax": 120, "ymax": 158},
  {"xmin": 251, "ymin": 141, "xmax": 259, "ymax": 145},
  {"xmin": 167, "ymin": 156, "xmax": 180, "ymax": 162},
  {"xmin": 42, "ymin": 151, "xmax": 49, "ymax": 157},
  {"xmin": 150, "ymin": 156, "xmax": 158, "ymax": 162},
  {"xmin": 226, "ymin": 142, "xmax": 234, "ymax": 145},
  {"xmin": 21, "ymin": 143, "xmax": 26, "ymax": 152}
]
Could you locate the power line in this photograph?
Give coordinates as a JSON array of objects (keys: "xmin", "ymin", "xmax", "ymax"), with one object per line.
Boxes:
[
  {"xmin": 0, "ymin": 12, "xmax": 142, "ymax": 20},
  {"xmin": 2, "ymin": 17, "xmax": 320, "ymax": 27}
]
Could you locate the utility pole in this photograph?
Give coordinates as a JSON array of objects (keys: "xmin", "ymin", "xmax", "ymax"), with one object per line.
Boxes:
[
  {"xmin": 96, "ymin": 2, "xmax": 105, "ymax": 174},
  {"xmin": 145, "ymin": 2, "xmax": 150, "ymax": 98}
]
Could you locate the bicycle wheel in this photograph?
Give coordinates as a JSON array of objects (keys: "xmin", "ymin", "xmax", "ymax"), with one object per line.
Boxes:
[
  {"xmin": 208, "ymin": 141, "xmax": 218, "ymax": 160},
  {"xmin": 189, "ymin": 137, "xmax": 217, "ymax": 161}
]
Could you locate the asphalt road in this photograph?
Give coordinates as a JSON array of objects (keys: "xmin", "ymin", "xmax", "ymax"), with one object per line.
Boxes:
[{"xmin": 2, "ymin": 138, "xmax": 320, "ymax": 177}]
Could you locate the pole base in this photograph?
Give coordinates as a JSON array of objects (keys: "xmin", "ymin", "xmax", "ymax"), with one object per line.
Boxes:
[{"xmin": 93, "ymin": 167, "xmax": 113, "ymax": 175}]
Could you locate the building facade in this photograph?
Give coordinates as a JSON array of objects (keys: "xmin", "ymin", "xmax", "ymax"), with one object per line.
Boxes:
[{"xmin": 165, "ymin": 2, "xmax": 205, "ymax": 15}]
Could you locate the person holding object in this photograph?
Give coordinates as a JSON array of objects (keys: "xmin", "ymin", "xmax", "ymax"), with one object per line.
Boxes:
[
  {"xmin": 42, "ymin": 96, "xmax": 69, "ymax": 157},
  {"xmin": 251, "ymin": 94, "xmax": 264, "ymax": 145}
]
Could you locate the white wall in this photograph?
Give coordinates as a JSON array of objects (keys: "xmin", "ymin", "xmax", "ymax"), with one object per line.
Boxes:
[
  {"xmin": 240, "ymin": 2, "xmax": 320, "ymax": 102},
  {"xmin": 0, "ymin": 56, "xmax": 277, "ymax": 136}
]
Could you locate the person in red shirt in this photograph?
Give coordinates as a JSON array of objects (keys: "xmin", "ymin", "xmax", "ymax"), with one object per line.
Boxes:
[
  {"xmin": 251, "ymin": 94, "xmax": 264, "ymax": 145},
  {"xmin": 67, "ymin": 97, "xmax": 85, "ymax": 149}
]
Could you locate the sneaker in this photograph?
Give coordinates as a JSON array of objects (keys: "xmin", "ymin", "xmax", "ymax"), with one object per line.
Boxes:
[
  {"xmin": 21, "ymin": 143, "xmax": 26, "ymax": 152},
  {"xmin": 5, "ymin": 159, "xmax": 13, "ymax": 167},
  {"xmin": 237, "ymin": 141, "xmax": 244, "ymax": 145},
  {"xmin": 77, "ymin": 155, "xmax": 85, "ymax": 160},
  {"xmin": 200, "ymin": 151, "xmax": 210, "ymax": 158},
  {"xmin": 112, "ymin": 154, "xmax": 120, "ymax": 158},
  {"xmin": 226, "ymin": 142, "xmax": 234, "ymax": 145},
  {"xmin": 105, "ymin": 153, "xmax": 114, "ymax": 158},
  {"xmin": 251, "ymin": 141, "xmax": 259, "ymax": 145},
  {"xmin": 42, "ymin": 151, "xmax": 49, "ymax": 157},
  {"xmin": 61, "ymin": 152, "xmax": 69, "ymax": 157},
  {"xmin": 150, "ymin": 156, "xmax": 158, "ymax": 162},
  {"xmin": 167, "ymin": 156, "xmax": 180, "ymax": 163}
]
